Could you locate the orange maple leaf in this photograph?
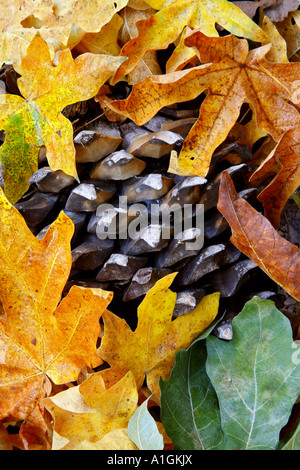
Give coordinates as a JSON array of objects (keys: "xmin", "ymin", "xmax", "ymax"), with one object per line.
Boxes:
[
  {"xmin": 0, "ymin": 188, "xmax": 113, "ymax": 421},
  {"xmin": 112, "ymin": 32, "xmax": 300, "ymax": 177}
]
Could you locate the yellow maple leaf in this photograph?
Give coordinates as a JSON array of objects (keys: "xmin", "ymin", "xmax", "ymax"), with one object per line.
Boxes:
[
  {"xmin": 261, "ymin": 15, "xmax": 289, "ymax": 63},
  {"xmin": 0, "ymin": 0, "xmax": 71, "ymax": 72},
  {"xmin": 61, "ymin": 429, "xmax": 139, "ymax": 450},
  {"xmin": 99, "ymin": 273, "xmax": 220, "ymax": 398},
  {"xmin": 75, "ymin": 13, "xmax": 124, "ymax": 56},
  {"xmin": 50, "ymin": 0, "xmax": 129, "ymax": 36},
  {"xmin": 0, "ymin": 187, "xmax": 113, "ymax": 421},
  {"xmin": 0, "ymin": 34, "xmax": 126, "ymax": 203},
  {"xmin": 0, "ymin": 0, "xmax": 130, "ymax": 72},
  {"xmin": 44, "ymin": 371, "xmax": 138, "ymax": 448}
]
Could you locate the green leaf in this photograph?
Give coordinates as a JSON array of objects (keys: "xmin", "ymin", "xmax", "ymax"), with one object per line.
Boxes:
[
  {"xmin": 127, "ymin": 397, "xmax": 164, "ymax": 450},
  {"xmin": 206, "ymin": 297, "xmax": 300, "ymax": 450},
  {"xmin": 160, "ymin": 340, "xmax": 224, "ymax": 450},
  {"xmin": 0, "ymin": 110, "xmax": 39, "ymax": 204}
]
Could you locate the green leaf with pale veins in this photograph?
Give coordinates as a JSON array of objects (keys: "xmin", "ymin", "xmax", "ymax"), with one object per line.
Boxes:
[
  {"xmin": 127, "ymin": 397, "xmax": 164, "ymax": 450},
  {"xmin": 206, "ymin": 297, "xmax": 300, "ymax": 450},
  {"xmin": 160, "ymin": 340, "xmax": 224, "ymax": 450}
]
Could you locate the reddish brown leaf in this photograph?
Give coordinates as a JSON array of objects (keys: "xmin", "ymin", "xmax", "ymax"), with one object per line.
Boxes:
[
  {"xmin": 217, "ymin": 171, "xmax": 300, "ymax": 301},
  {"xmin": 250, "ymin": 126, "xmax": 300, "ymax": 228}
]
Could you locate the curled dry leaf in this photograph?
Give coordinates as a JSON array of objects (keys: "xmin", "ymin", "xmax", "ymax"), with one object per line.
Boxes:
[
  {"xmin": 250, "ymin": 126, "xmax": 300, "ymax": 229},
  {"xmin": 94, "ymin": 85, "xmax": 128, "ymax": 123},
  {"xmin": 75, "ymin": 13, "xmax": 124, "ymax": 56},
  {"xmin": 118, "ymin": 6, "xmax": 162, "ymax": 84},
  {"xmin": 0, "ymin": 34, "xmax": 126, "ymax": 203},
  {"xmin": 112, "ymin": 32, "xmax": 300, "ymax": 177},
  {"xmin": 276, "ymin": 11, "xmax": 300, "ymax": 61},
  {"xmin": 99, "ymin": 273, "xmax": 220, "ymax": 398},
  {"xmin": 217, "ymin": 171, "xmax": 300, "ymax": 302},
  {"xmin": 0, "ymin": 187, "xmax": 113, "ymax": 422},
  {"xmin": 261, "ymin": 14, "xmax": 288, "ymax": 63}
]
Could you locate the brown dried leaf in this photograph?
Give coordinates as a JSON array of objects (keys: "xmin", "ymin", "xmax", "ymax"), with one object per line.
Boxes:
[
  {"xmin": 217, "ymin": 171, "xmax": 300, "ymax": 302},
  {"xmin": 250, "ymin": 126, "xmax": 300, "ymax": 228}
]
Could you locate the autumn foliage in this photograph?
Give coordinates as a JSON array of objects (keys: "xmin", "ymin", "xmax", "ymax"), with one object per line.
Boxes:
[{"xmin": 0, "ymin": 0, "xmax": 300, "ymax": 451}]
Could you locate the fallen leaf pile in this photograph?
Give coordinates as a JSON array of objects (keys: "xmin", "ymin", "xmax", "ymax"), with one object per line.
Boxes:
[{"xmin": 0, "ymin": 0, "xmax": 300, "ymax": 451}]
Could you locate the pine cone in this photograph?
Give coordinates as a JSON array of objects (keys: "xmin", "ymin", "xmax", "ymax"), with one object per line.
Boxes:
[{"xmin": 12, "ymin": 103, "xmax": 287, "ymax": 330}]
